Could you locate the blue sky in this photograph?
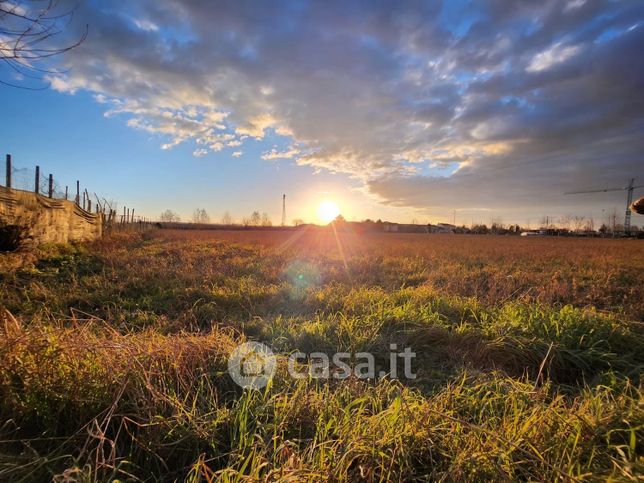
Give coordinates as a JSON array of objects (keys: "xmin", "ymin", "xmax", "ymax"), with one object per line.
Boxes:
[
  {"xmin": 1, "ymin": 0, "xmax": 643, "ymax": 226},
  {"xmin": 2, "ymin": 86, "xmax": 376, "ymax": 223}
]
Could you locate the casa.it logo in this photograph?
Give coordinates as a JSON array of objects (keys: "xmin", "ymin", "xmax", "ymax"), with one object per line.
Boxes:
[{"xmin": 227, "ymin": 341, "xmax": 277, "ymax": 389}]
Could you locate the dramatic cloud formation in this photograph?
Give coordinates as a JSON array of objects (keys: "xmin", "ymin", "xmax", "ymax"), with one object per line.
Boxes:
[{"xmin": 50, "ymin": 0, "xmax": 644, "ymax": 215}]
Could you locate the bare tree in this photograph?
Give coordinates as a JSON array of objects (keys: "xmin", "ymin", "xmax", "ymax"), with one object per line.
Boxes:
[
  {"xmin": 608, "ymin": 207, "xmax": 618, "ymax": 234},
  {"xmin": 572, "ymin": 215, "xmax": 585, "ymax": 233},
  {"xmin": 192, "ymin": 208, "xmax": 210, "ymax": 224},
  {"xmin": 292, "ymin": 218, "xmax": 305, "ymax": 226},
  {"xmin": 559, "ymin": 214, "xmax": 572, "ymax": 231},
  {"xmin": 261, "ymin": 212, "xmax": 272, "ymax": 226},
  {"xmin": 0, "ymin": 1, "xmax": 87, "ymax": 89},
  {"xmin": 160, "ymin": 209, "xmax": 180, "ymax": 222},
  {"xmin": 221, "ymin": 211, "xmax": 233, "ymax": 225},
  {"xmin": 539, "ymin": 216, "xmax": 554, "ymax": 230},
  {"xmin": 250, "ymin": 210, "xmax": 261, "ymax": 226}
]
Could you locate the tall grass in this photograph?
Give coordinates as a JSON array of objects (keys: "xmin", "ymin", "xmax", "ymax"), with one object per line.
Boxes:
[{"xmin": 0, "ymin": 230, "xmax": 642, "ymax": 480}]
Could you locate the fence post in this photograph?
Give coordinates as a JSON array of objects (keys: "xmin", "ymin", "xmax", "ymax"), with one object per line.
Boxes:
[
  {"xmin": 88, "ymin": 199, "xmax": 91, "ymax": 212},
  {"xmin": 5, "ymin": 154, "xmax": 11, "ymax": 188},
  {"xmin": 131, "ymin": 208, "xmax": 135, "ymax": 223},
  {"xmin": 76, "ymin": 180, "xmax": 80, "ymax": 204},
  {"xmin": 123, "ymin": 206, "xmax": 126, "ymax": 223},
  {"xmin": 65, "ymin": 186, "xmax": 68, "ymax": 199},
  {"xmin": 48, "ymin": 174, "xmax": 53, "ymax": 198},
  {"xmin": 34, "ymin": 166, "xmax": 40, "ymax": 194}
]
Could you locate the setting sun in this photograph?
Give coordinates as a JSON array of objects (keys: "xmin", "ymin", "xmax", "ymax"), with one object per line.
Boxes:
[{"xmin": 317, "ymin": 200, "xmax": 340, "ymax": 223}]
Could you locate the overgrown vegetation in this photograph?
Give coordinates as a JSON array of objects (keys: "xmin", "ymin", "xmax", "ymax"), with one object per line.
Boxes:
[
  {"xmin": 0, "ymin": 230, "xmax": 642, "ymax": 480},
  {"xmin": 0, "ymin": 218, "xmax": 31, "ymax": 252}
]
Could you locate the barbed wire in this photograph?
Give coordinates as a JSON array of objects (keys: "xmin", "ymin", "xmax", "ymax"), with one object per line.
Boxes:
[{"xmin": 4, "ymin": 158, "xmax": 150, "ymax": 223}]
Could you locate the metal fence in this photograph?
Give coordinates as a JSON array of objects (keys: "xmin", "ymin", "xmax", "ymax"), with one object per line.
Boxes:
[{"xmin": 3, "ymin": 153, "xmax": 154, "ymax": 230}]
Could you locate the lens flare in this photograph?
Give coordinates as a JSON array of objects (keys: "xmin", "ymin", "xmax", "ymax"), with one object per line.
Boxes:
[{"xmin": 318, "ymin": 200, "xmax": 340, "ymax": 223}]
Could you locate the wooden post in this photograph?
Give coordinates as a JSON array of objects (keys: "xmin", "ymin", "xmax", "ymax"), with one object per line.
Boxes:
[
  {"xmin": 76, "ymin": 181, "xmax": 80, "ymax": 204},
  {"xmin": 48, "ymin": 174, "xmax": 53, "ymax": 198},
  {"xmin": 131, "ymin": 209, "xmax": 135, "ymax": 223},
  {"xmin": 5, "ymin": 154, "xmax": 11, "ymax": 188},
  {"xmin": 65, "ymin": 186, "xmax": 68, "ymax": 199},
  {"xmin": 127, "ymin": 208, "xmax": 130, "ymax": 224},
  {"xmin": 88, "ymin": 199, "xmax": 92, "ymax": 212},
  {"xmin": 123, "ymin": 206, "xmax": 126, "ymax": 223},
  {"xmin": 35, "ymin": 165, "xmax": 40, "ymax": 194}
]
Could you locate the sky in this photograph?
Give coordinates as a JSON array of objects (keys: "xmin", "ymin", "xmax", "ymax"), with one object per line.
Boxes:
[{"xmin": 1, "ymin": 0, "xmax": 643, "ymax": 227}]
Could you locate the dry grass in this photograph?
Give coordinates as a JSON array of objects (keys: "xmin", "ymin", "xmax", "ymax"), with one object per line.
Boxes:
[{"xmin": 0, "ymin": 229, "xmax": 642, "ymax": 480}]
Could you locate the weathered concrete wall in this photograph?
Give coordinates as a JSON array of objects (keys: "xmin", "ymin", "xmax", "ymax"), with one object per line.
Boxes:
[{"xmin": 0, "ymin": 186, "xmax": 102, "ymax": 243}]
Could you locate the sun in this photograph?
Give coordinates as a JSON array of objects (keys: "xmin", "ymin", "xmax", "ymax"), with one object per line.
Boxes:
[{"xmin": 317, "ymin": 200, "xmax": 340, "ymax": 223}]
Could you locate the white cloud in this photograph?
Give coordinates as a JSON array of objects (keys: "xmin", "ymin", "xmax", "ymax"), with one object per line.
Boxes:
[
  {"xmin": 564, "ymin": 0, "xmax": 586, "ymax": 12},
  {"xmin": 261, "ymin": 147, "xmax": 300, "ymax": 160},
  {"xmin": 193, "ymin": 148, "xmax": 208, "ymax": 157},
  {"xmin": 132, "ymin": 18, "xmax": 159, "ymax": 32},
  {"xmin": 526, "ymin": 42, "xmax": 581, "ymax": 72},
  {"xmin": 232, "ymin": 151, "xmax": 243, "ymax": 157},
  {"xmin": 235, "ymin": 113, "xmax": 277, "ymax": 139},
  {"xmin": 45, "ymin": 0, "xmax": 644, "ymax": 215}
]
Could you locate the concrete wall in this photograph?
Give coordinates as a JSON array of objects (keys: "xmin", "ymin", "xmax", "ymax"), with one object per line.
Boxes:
[{"xmin": 0, "ymin": 186, "xmax": 102, "ymax": 243}]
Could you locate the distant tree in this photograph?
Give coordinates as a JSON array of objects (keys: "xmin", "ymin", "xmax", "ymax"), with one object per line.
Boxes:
[
  {"xmin": 471, "ymin": 224, "xmax": 489, "ymax": 234},
  {"xmin": 599, "ymin": 223, "xmax": 608, "ymax": 234},
  {"xmin": 192, "ymin": 208, "xmax": 210, "ymax": 224},
  {"xmin": 292, "ymin": 218, "xmax": 305, "ymax": 226},
  {"xmin": 160, "ymin": 209, "xmax": 180, "ymax": 222},
  {"xmin": 572, "ymin": 215, "xmax": 586, "ymax": 233},
  {"xmin": 540, "ymin": 216, "xmax": 554, "ymax": 230},
  {"xmin": 559, "ymin": 215, "xmax": 572, "ymax": 231},
  {"xmin": 607, "ymin": 208, "xmax": 619, "ymax": 233},
  {"xmin": 221, "ymin": 211, "xmax": 233, "ymax": 225},
  {"xmin": 490, "ymin": 221, "xmax": 505, "ymax": 234},
  {"xmin": 261, "ymin": 212, "xmax": 272, "ymax": 226},
  {"xmin": 250, "ymin": 211, "xmax": 261, "ymax": 226},
  {"xmin": 0, "ymin": 2, "xmax": 87, "ymax": 89}
]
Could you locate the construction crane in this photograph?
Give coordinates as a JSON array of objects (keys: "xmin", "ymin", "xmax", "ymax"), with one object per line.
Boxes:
[{"xmin": 565, "ymin": 178, "xmax": 643, "ymax": 234}]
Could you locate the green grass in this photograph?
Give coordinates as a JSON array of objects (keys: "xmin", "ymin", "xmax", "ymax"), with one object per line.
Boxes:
[{"xmin": 0, "ymin": 231, "xmax": 642, "ymax": 480}]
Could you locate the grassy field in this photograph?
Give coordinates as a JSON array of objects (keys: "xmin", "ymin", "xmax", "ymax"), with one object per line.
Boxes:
[{"xmin": 0, "ymin": 229, "xmax": 642, "ymax": 481}]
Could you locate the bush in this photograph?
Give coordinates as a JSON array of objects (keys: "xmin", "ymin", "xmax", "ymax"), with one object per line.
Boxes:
[{"xmin": 0, "ymin": 219, "xmax": 31, "ymax": 252}]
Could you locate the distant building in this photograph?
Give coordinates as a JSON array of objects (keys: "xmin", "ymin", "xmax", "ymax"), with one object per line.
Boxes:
[
  {"xmin": 383, "ymin": 222, "xmax": 399, "ymax": 232},
  {"xmin": 429, "ymin": 223, "xmax": 455, "ymax": 234}
]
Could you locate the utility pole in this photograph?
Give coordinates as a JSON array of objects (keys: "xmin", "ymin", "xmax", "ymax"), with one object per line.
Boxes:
[
  {"xmin": 5, "ymin": 154, "xmax": 11, "ymax": 188},
  {"xmin": 625, "ymin": 178, "xmax": 635, "ymax": 234},
  {"xmin": 282, "ymin": 194, "xmax": 286, "ymax": 226}
]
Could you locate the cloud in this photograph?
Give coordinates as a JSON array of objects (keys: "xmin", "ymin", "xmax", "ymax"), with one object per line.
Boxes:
[
  {"xmin": 232, "ymin": 151, "xmax": 242, "ymax": 157},
  {"xmin": 47, "ymin": 0, "xmax": 644, "ymax": 217},
  {"xmin": 132, "ymin": 18, "xmax": 159, "ymax": 32},
  {"xmin": 526, "ymin": 42, "xmax": 581, "ymax": 72},
  {"xmin": 261, "ymin": 146, "xmax": 300, "ymax": 160}
]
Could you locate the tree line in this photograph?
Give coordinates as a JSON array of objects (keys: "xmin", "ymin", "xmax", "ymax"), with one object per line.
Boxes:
[{"xmin": 159, "ymin": 209, "xmax": 274, "ymax": 226}]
